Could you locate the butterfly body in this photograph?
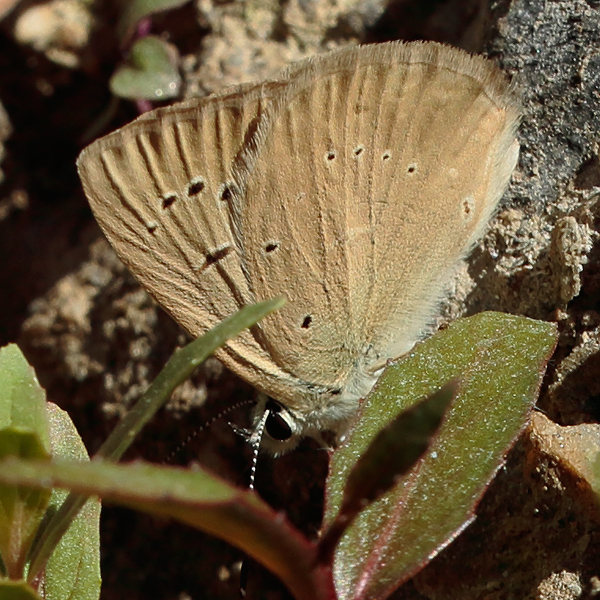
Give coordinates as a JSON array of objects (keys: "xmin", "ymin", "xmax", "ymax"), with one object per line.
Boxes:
[{"xmin": 78, "ymin": 41, "xmax": 520, "ymax": 453}]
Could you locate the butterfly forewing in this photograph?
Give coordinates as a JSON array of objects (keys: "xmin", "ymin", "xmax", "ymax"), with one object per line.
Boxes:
[{"xmin": 77, "ymin": 81, "xmax": 298, "ymax": 374}]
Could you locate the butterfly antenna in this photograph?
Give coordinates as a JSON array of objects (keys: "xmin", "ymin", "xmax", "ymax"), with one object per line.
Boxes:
[
  {"xmin": 247, "ymin": 407, "xmax": 269, "ymax": 490},
  {"xmin": 165, "ymin": 398, "xmax": 255, "ymax": 464}
]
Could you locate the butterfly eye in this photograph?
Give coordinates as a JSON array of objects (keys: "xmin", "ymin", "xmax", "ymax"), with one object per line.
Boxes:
[
  {"xmin": 265, "ymin": 412, "xmax": 293, "ymax": 441},
  {"xmin": 264, "ymin": 401, "xmax": 293, "ymax": 441}
]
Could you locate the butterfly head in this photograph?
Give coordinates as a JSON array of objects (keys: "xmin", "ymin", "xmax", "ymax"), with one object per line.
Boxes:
[{"xmin": 251, "ymin": 388, "xmax": 360, "ymax": 455}]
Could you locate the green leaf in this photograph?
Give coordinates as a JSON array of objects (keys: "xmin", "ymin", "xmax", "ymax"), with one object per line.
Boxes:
[
  {"xmin": 0, "ymin": 345, "xmax": 100, "ymax": 598},
  {"xmin": 0, "ymin": 345, "xmax": 50, "ymax": 453},
  {"xmin": 341, "ymin": 382, "xmax": 457, "ymax": 513},
  {"xmin": 0, "ymin": 458, "xmax": 333, "ymax": 600},
  {"xmin": 0, "ymin": 346, "xmax": 51, "ymax": 580},
  {"xmin": 318, "ymin": 383, "xmax": 456, "ymax": 564},
  {"xmin": 41, "ymin": 404, "xmax": 101, "ymax": 600},
  {"xmin": 0, "ymin": 433, "xmax": 51, "ymax": 580},
  {"xmin": 325, "ymin": 312, "xmax": 557, "ymax": 600},
  {"xmin": 110, "ymin": 36, "xmax": 181, "ymax": 101}
]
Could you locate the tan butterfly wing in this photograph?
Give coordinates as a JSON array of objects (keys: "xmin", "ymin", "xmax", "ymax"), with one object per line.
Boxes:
[
  {"xmin": 230, "ymin": 41, "xmax": 520, "ymax": 415},
  {"xmin": 77, "ymin": 80, "xmax": 301, "ymax": 388}
]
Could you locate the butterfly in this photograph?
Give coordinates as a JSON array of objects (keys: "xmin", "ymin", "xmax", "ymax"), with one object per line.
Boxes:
[{"xmin": 77, "ymin": 40, "xmax": 520, "ymax": 454}]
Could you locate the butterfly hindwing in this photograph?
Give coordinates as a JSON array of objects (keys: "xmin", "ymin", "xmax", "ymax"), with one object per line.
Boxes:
[{"xmin": 230, "ymin": 42, "xmax": 519, "ymax": 412}]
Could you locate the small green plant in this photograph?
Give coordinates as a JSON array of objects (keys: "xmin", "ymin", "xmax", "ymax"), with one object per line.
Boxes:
[
  {"xmin": 0, "ymin": 310, "xmax": 557, "ymax": 600},
  {"xmin": 0, "ymin": 297, "xmax": 284, "ymax": 600},
  {"xmin": 0, "ymin": 344, "xmax": 100, "ymax": 600},
  {"xmin": 110, "ymin": 0, "xmax": 193, "ymax": 102}
]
